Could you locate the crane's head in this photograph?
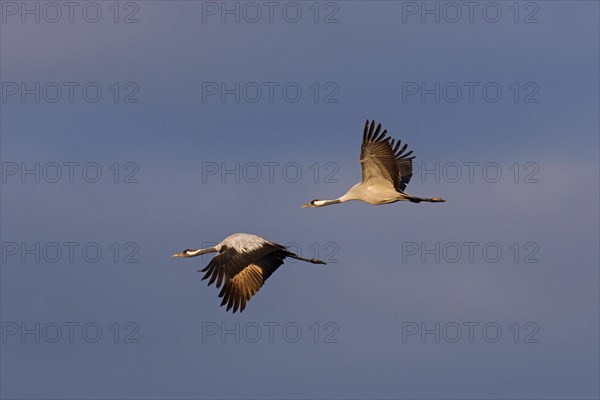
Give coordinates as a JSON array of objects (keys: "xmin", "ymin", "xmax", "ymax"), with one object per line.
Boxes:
[
  {"xmin": 301, "ymin": 199, "xmax": 326, "ymax": 208},
  {"xmin": 171, "ymin": 249, "xmax": 194, "ymax": 258}
]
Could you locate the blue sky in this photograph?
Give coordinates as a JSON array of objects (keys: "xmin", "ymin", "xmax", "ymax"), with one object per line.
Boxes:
[{"xmin": 1, "ymin": 1, "xmax": 599, "ymax": 399}]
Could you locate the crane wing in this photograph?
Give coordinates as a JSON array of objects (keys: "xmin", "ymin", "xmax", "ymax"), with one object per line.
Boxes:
[
  {"xmin": 217, "ymin": 252, "xmax": 286, "ymax": 313},
  {"xmin": 199, "ymin": 240, "xmax": 287, "ymax": 313},
  {"xmin": 199, "ymin": 241, "xmax": 283, "ymax": 290},
  {"xmin": 360, "ymin": 120, "xmax": 415, "ymax": 192}
]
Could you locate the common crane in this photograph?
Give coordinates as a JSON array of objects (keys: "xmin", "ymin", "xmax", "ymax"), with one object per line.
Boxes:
[
  {"xmin": 301, "ymin": 120, "xmax": 445, "ymax": 208},
  {"xmin": 172, "ymin": 233, "xmax": 325, "ymax": 313}
]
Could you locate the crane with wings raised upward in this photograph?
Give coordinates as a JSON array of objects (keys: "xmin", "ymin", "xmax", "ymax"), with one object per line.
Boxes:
[{"xmin": 301, "ymin": 120, "xmax": 445, "ymax": 208}]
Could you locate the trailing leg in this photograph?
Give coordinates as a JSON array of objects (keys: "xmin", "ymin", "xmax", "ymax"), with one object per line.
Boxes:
[{"xmin": 407, "ymin": 195, "xmax": 446, "ymax": 203}]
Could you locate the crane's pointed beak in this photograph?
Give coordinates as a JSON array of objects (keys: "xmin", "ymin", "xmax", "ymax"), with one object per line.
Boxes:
[
  {"xmin": 171, "ymin": 252, "xmax": 183, "ymax": 258},
  {"xmin": 300, "ymin": 203, "xmax": 310, "ymax": 208}
]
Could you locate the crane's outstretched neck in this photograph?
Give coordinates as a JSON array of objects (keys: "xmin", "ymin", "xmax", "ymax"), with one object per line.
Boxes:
[
  {"xmin": 172, "ymin": 246, "xmax": 218, "ymax": 258},
  {"xmin": 302, "ymin": 186, "xmax": 359, "ymax": 208},
  {"xmin": 301, "ymin": 198, "xmax": 342, "ymax": 208},
  {"xmin": 316, "ymin": 199, "xmax": 342, "ymax": 207}
]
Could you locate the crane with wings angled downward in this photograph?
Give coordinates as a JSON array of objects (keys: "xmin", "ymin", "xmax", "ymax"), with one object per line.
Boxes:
[{"xmin": 172, "ymin": 233, "xmax": 325, "ymax": 313}]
